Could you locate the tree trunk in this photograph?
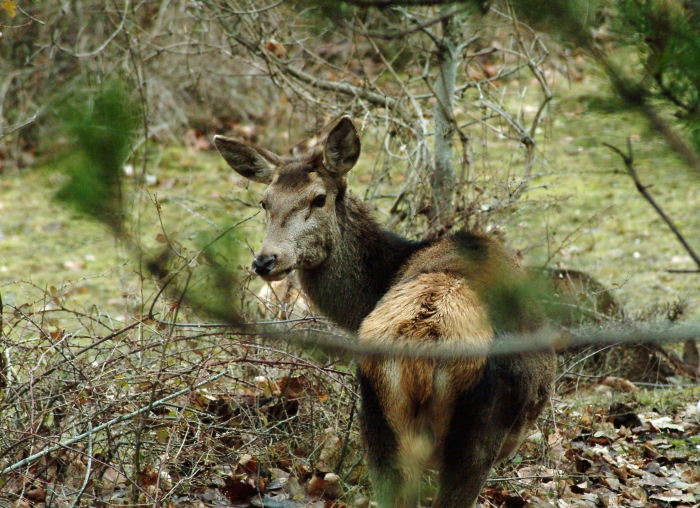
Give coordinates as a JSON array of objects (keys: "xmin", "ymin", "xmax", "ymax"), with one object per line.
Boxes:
[{"xmin": 431, "ymin": 6, "xmax": 463, "ymax": 226}]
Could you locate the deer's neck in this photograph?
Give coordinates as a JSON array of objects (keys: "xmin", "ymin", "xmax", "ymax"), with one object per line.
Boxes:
[{"xmin": 298, "ymin": 195, "xmax": 423, "ymax": 333}]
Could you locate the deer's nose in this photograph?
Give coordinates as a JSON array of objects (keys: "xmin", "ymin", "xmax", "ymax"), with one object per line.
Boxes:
[{"xmin": 252, "ymin": 254, "xmax": 277, "ymax": 275}]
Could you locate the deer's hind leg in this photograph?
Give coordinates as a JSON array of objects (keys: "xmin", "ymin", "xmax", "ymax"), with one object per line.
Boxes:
[
  {"xmin": 433, "ymin": 380, "xmax": 513, "ymax": 507},
  {"xmin": 357, "ymin": 367, "xmax": 409, "ymax": 508},
  {"xmin": 435, "ymin": 354, "xmax": 545, "ymax": 508}
]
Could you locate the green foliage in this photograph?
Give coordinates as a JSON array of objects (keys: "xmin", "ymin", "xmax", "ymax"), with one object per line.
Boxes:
[
  {"xmin": 614, "ymin": 0, "xmax": 700, "ymax": 152},
  {"xmin": 300, "ymin": 0, "xmax": 356, "ymax": 25},
  {"xmin": 54, "ymin": 82, "xmax": 138, "ymax": 233},
  {"xmin": 480, "ymin": 273, "xmax": 556, "ymax": 335},
  {"xmin": 50, "ymin": 81, "xmax": 250, "ymax": 324},
  {"xmin": 510, "ymin": 0, "xmax": 601, "ymax": 42},
  {"xmin": 187, "ymin": 226, "xmax": 247, "ymax": 325}
]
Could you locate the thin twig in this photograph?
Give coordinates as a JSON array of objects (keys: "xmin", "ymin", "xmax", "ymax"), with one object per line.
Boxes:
[
  {"xmin": 68, "ymin": 421, "xmax": 93, "ymax": 508},
  {"xmin": 357, "ymin": 8, "xmax": 460, "ymax": 40},
  {"xmin": 333, "ymin": 394, "xmax": 357, "ymax": 474},
  {"xmin": 162, "ymin": 318, "xmax": 700, "ymax": 361},
  {"xmin": 58, "ymin": 0, "xmax": 130, "ymax": 58},
  {"xmin": 356, "ymin": 17, "xmax": 426, "ymax": 140},
  {"xmin": 218, "ymin": 0, "xmax": 284, "ymax": 15},
  {"xmin": 343, "ymin": 0, "xmax": 461, "ymax": 5},
  {"xmin": 281, "ymin": 64, "xmax": 398, "ymax": 110},
  {"xmin": 0, "ymin": 370, "xmax": 228, "ymax": 476},
  {"xmin": 4, "ymin": 320, "xmax": 143, "ymax": 405}
]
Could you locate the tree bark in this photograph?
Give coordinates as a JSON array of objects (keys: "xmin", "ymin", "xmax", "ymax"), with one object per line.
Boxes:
[{"xmin": 431, "ymin": 6, "xmax": 462, "ymax": 225}]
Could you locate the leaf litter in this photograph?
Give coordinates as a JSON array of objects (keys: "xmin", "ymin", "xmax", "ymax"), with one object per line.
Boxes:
[{"xmin": 6, "ymin": 369, "xmax": 697, "ymax": 508}]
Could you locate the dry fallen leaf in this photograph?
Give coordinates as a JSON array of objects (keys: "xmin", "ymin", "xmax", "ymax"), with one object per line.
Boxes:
[
  {"xmin": 647, "ymin": 416, "xmax": 686, "ymax": 432},
  {"xmin": 599, "ymin": 376, "xmax": 638, "ymax": 393},
  {"xmin": 307, "ymin": 473, "xmax": 342, "ymax": 500},
  {"xmin": 1, "ymin": 0, "xmax": 17, "ymax": 18},
  {"xmin": 264, "ymin": 40, "xmax": 287, "ymax": 57}
]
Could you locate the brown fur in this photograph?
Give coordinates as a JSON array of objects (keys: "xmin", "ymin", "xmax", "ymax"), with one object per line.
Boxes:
[
  {"xmin": 215, "ymin": 117, "xmax": 557, "ymax": 508},
  {"xmin": 359, "ymin": 273, "xmax": 493, "ymax": 471}
]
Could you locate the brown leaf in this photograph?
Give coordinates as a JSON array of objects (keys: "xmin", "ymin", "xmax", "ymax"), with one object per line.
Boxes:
[
  {"xmin": 482, "ymin": 487, "xmax": 527, "ymax": 507},
  {"xmin": 277, "ymin": 375, "xmax": 328, "ymax": 403},
  {"xmin": 318, "ymin": 428, "xmax": 342, "ymax": 466},
  {"xmin": 575, "ymin": 455, "xmax": 596, "ymax": 474},
  {"xmin": 611, "ymin": 466, "xmax": 628, "ymax": 482},
  {"xmin": 643, "ymin": 443, "xmax": 662, "ymax": 459},
  {"xmin": 602, "ymin": 474, "xmax": 621, "ymax": 491},
  {"xmin": 547, "ymin": 431, "xmax": 567, "ymax": 462},
  {"xmin": 139, "ymin": 465, "xmax": 159, "ymax": 487},
  {"xmin": 649, "ymin": 490, "xmax": 684, "ymax": 503},
  {"xmin": 234, "ymin": 454, "xmax": 258, "ymax": 476},
  {"xmin": 599, "ymin": 376, "xmax": 638, "ymax": 393},
  {"xmin": 639, "ymin": 476, "xmax": 669, "ymax": 487},
  {"xmin": 570, "ymin": 480, "xmax": 589, "ymax": 494},
  {"xmin": 264, "ymin": 40, "xmax": 287, "ymax": 57},
  {"xmin": 648, "ymin": 416, "xmax": 685, "ymax": 432},
  {"xmin": 221, "ymin": 478, "xmax": 257, "ymax": 503},
  {"xmin": 307, "ymin": 473, "xmax": 342, "ymax": 500},
  {"xmin": 626, "ymin": 466, "xmax": 646, "ymax": 478},
  {"xmin": 103, "ymin": 467, "xmax": 128, "ymax": 488},
  {"xmin": 25, "ymin": 486, "xmax": 46, "ymax": 502}
]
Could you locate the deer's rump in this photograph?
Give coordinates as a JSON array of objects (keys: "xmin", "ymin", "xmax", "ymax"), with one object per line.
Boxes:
[{"xmin": 357, "ymin": 268, "xmax": 555, "ymax": 471}]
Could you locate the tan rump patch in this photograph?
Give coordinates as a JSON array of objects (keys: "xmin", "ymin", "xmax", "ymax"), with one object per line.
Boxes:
[{"xmin": 358, "ymin": 272, "xmax": 493, "ymax": 450}]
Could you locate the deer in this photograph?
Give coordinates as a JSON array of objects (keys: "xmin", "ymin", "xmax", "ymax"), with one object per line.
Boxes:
[{"xmin": 214, "ymin": 117, "xmax": 557, "ymax": 508}]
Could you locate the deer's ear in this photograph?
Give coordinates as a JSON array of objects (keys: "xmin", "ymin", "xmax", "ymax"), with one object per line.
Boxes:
[
  {"xmin": 214, "ymin": 136, "xmax": 280, "ymax": 184},
  {"xmin": 323, "ymin": 116, "xmax": 361, "ymax": 175}
]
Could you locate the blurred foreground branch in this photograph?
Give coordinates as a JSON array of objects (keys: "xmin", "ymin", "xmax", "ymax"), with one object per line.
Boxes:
[{"xmin": 112, "ymin": 314, "xmax": 700, "ymax": 362}]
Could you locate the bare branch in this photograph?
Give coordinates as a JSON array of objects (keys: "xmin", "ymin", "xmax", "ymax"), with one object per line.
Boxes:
[
  {"xmin": 218, "ymin": 0, "xmax": 285, "ymax": 15},
  {"xmin": 57, "ymin": 0, "xmax": 130, "ymax": 58},
  {"xmin": 280, "ymin": 64, "xmax": 398, "ymax": 110},
  {"xmin": 342, "ymin": 0, "xmax": 463, "ymax": 5},
  {"xmin": 604, "ymin": 138, "xmax": 700, "ymax": 273},
  {"xmin": 357, "ymin": 8, "xmax": 460, "ymax": 40},
  {"xmin": 146, "ymin": 316, "xmax": 700, "ymax": 361},
  {"xmin": 0, "ymin": 370, "xmax": 229, "ymax": 476}
]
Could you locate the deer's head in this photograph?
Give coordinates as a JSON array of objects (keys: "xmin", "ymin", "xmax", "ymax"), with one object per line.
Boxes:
[{"xmin": 214, "ymin": 117, "xmax": 361, "ymax": 281}]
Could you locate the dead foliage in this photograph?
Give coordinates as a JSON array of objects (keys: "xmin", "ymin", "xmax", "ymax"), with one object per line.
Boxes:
[{"xmin": 1, "ymin": 274, "xmax": 699, "ymax": 507}]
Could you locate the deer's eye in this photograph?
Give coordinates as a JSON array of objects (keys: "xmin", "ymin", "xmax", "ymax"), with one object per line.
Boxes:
[{"xmin": 311, "ymin": 195, "xmax": 326, "ymax": 208}]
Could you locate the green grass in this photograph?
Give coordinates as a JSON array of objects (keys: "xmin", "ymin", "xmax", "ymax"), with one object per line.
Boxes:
[
  {"xmin": 0, "ymin": 148, "xmax": 262, "ymax": 320},
  {"xmin": 506, "ymin": 78, "xmax": 700, "ymax": 316},
  {"xmin": 1, "ymin": 70, "xmax": 698, "ymax": 322}
]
